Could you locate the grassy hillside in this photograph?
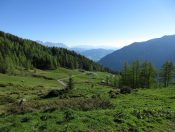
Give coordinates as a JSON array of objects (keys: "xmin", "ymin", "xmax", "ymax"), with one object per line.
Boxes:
[{"xmin": 0, "ymin": 68, "xmax": 175, "ymax": 131}]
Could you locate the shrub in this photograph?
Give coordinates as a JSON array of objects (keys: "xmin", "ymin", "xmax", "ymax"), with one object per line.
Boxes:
[
  {"xmin": 21, "ymin": 117, "xmax": 30, "ymax": 123},
  {"xmin": 7, "ymin": 95, "xmax": 113, "ymax": 114},
  {"xmin": 128, "ymin": 127, "xmax": 139, "ymax": 132},
  {"xmin": 39, "ymin": 123, "xmax": 47, "ymax": 131},
  {"xmin": 113, "ymin": 111, "xmax": 127, "ymax": 123},
  {"xmin": 43, "ymin": 107, "xmax": 57, "ymax": 113},
  {"xmin": 42, "ymin": 89, "xmax": 66, "ymax": 98},
  {"xmin": 132, "ymin": 109, "xmax": 175, "ymax": 120},
  {"xmin": 0, "ymin": 96, "xmax": 16, "ymax": 105},
  {"xmin": 79, "ymin": 95, "xmax": 113, "ymax": 111},
  {"xmin": 108, "ymin": 90, "xmax": 120, "ymax": 98},
  {"xmin": 40, "ymin": 114, "xmax": 52, "ymax": 121},
  {"xmin": 0, "ymin": 126, "xmax": 11, "ymax": 132},
  {"xmin": 64, "ymin": 109, "xmax": 74, "ymax": 122},
  {"xmin": 0, "ymin": 83, "xmax": 16, "ymax": 87},
  {"xmin": 120, "ymin": 86, "xmax": 132, "ymax": 94},
  {"xmin": 0, "ymin": 83, "xmax": 7, "ymax": 87}
]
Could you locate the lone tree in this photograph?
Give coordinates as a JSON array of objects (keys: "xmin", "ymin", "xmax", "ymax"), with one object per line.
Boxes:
[
  {"xmin": 159, "ymin": 61, "xmax": 175, "ymax": 87},
  {"xmin": 66, "ymin": 76, "xmax": 74, "ymax": 91}
]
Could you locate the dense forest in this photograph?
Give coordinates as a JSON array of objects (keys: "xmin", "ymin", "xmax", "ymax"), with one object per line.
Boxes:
[{"xmin": 0, "ymin": 31, "xmax": 110, "ymax": 74}]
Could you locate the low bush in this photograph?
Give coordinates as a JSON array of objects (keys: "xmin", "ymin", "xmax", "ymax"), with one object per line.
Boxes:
[
  {"xmin": 0, "ymin": 83, "xmax": 17, "ymax": 87},
  {"xmin": 41, "ymin": 89, "xmax": 66, "ymax": 98},
  {"xmin": 113, "ymin": 111, "xmax": 127, "ymax": 123},
  {"xmin": 40, "ymin": 114, "xmax": 52, "ymax": 121},
  {"xmin": 64, "ymin": 109, "xmax": 74, "ymax": 121},
  {"xmin": 0, "ymin": 96, "xmax": 16, "ymax": 105},
  {"xmin": 120, "ymin": 86, "xmax": 132, "ymax": 94},
  {"xmin": 32, "ymin": 74, "xmax": 54, "ymax": 80},
  {"xmin": 0, "ymin": 83, "xmax": 7, "ymax": 87},
  {"xmin": 108, "ymin": 90, "xmax": 120, "ymax": 98},
  {"xmin": 21, "ymin": 117, "xmax": 30, "ymax": 123},
  {"xmin": 132, "ymin": 109, "xmax": 175, "ymax": 120},
  {"xmin": 78, "ymin": 95, "xmax": 113, "ymax": 111}
]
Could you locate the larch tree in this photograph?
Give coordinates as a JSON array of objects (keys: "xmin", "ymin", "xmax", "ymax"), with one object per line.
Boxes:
[
  {"xmin": 139, "ymin": 61, "xmax": 156, "ymax": 88},
  {"xmin": 159, "ymin": 61, "xmax": 175, "ymax": 87}
]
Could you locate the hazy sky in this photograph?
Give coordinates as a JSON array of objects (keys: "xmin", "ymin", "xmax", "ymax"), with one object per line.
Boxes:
[{"xmin": 0, "ymin": 0, "xmax": 175, "ymax": 48}]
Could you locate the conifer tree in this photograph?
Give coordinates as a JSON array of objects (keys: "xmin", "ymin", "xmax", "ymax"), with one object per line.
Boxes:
[
  {"xmin": 159, "ymin": 61, "xmax": 175, "ymax": 87},
  {"xmin": 0, "ymin": 53, "xmax": 7, "ymax": 73},
  {"xmin": 66, "ymin": 76, "xmax": 74, "ymax": 91},
  {"xmin": 139, "ymin": 61, "xmax": 156, "ymax": 88},
  {"xmin": 120, "ymin": 62, "xmax": 131, "ymax": 87},
  {"xmin": 131, "ymin": 60, "xmax": 141, "ymax": 88}
]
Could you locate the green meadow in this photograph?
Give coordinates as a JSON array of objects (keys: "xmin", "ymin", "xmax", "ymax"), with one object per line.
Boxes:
[{"xmin": 0, "ymin": 68, "xmax": 175, "ymax": 131}]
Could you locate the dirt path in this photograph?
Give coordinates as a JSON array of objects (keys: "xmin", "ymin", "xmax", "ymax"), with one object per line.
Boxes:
[
  {"xmin": 57, "ymin": 72, "xmax": 86, "ymax": 87},
  {"xmin": 57, "ymin": 79, "xmax": 67, "ymax": 87}
]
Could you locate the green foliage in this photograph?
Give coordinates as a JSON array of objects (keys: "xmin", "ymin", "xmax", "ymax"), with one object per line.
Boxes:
[
  {"xmin": 120, "ymin": 61, "xmax": 157, "ymax": 89},
  {"xmin": 0, "ymin": 96, "xmax": 16, "ymax": 105},
  {"xmin": 42, "ymin": 89, "xmax": 64, "ymax": 98},
  {"xmin": 139, "ymin": 61, "xmax": 157, "ymax": 88},
  {"xmin": 120, "ymin": 86, "xmax": 132, "ymax": 94},
  {"xmin": 66, "ymin": 76, "xmax": 74, "ymax": 91},
  {"xmin": 120, "ymin": 62, "xmax": 132, "ymax": 87},
  {"xmin": 64, "ymin": 109, "xmax": 74, "ymax": 121},
  {"xmin": 159, "ymin": 61, "xmax": 175, "ymax": 87},
  {"xmin": 103, "ymin": 75, "xmax": 120, "ymax": 88},
  {"xmin": 108, "ymin": 90, "xmax": 120, "ymax": 98}
]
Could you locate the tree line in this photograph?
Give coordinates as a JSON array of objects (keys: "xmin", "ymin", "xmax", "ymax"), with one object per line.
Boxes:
[
  {"xmin": 0, "ymin": 31, "xmax": 112, "ymax": 74},
  {"xmin": 105, "ymin": 60, "xmax": 175, "ymax": 88}
]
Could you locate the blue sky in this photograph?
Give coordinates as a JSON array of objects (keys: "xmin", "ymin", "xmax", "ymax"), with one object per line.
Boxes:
[{"xmin": 0, "ymin": 0, "xmax": 175, "ymax": 48}]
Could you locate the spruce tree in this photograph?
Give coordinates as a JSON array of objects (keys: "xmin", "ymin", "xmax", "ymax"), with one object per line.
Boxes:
[{"xmin": 66, "ymin": 76, "xmax": 74, "ymax": 91}]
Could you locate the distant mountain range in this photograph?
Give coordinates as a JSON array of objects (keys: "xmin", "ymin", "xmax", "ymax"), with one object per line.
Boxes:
[
  {"xmin": 79, "ymin": 49, "xmax": 115, "ymax": 61},
  {"xmin": 37, "ymin": 41, "xmax": 115, "ymax": 61},
  {"xmin": 36, "ymin": 41, "xmax": 68, "ymax": 49},
  {"xmin": 98, "ymin": 35, "xmax": 175, "ymax": 71}
]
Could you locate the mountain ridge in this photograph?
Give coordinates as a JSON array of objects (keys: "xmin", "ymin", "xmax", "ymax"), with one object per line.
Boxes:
[{"xmin": 98, "ymin": 34, "xmax": 175, "ymax": 71}]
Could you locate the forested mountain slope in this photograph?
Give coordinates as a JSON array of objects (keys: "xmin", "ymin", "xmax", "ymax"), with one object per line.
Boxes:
[
  {"xmin": 99, "ymin": 35, "xmax": 175, "ymax": 70},
  {"xmin": 0, "ymin": 31, "xmax": 108, "ymax": 73}
]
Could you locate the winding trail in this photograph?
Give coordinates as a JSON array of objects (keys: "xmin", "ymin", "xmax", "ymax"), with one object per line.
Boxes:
[
  {"xmin": 57, "ymin": 72, "xmax": 86, "ymax": 87},
  {"xmin": 57, "ymin": 79, "xmax": 67, "ymax": 87}
]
